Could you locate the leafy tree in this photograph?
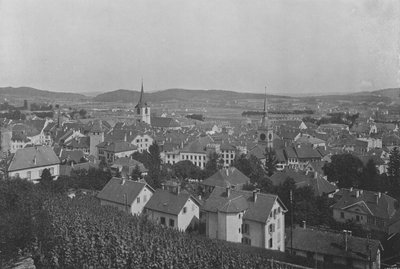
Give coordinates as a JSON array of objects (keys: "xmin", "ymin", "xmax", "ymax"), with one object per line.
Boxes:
[
  {"xmin": 233, "ymin": 154, "xmax": 252, "ymax": 177},
  {"xmin": 146, "ymin": 142, "xmax": 162, "ymax": 189},
  {"xmin": 78, "ymin": 109, "xmax": 87, "ymax": 118},
  {"xmin": 173, "ymin": 160, "xmax": 203, "ymax": 180},
  {"xmin": 361, "ymin": 159, "xmax": 379, "ymax": 191},
  {"xmin": 388, "ymin": 147, "xmax": 400, "ymax": 178},
  {"xmin": 323, "ymin": 154, "xmax": 364, "ymax": 188},
  {"xmin": 131, "ymin": 165, "xmax": 142, "ymax": 181},
  {"xmin": 204, "ymin": 152, "xmax": 222, "ymax": 178},
  {"xmin": 0, "ymin": 178, "xmax": 44, "ymax": 261},
  {"xmin": 264, "ymin": 149, "xmax": 277, "ymax": 176},
  {"xmin": 39, "ymin": 168, "xmax": 53, "ymax": 190},
  {"xmin": 387, "ymin": 147, "xmax": 400, "ymax": 198}
]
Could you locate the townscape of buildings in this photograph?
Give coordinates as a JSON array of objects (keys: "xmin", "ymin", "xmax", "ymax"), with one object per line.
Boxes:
[{"xmin": 2, "ymin": 84, "xmax": 400, "ymax": 269}]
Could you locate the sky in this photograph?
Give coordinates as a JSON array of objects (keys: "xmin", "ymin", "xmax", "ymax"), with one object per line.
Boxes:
[{"xmin": 0, "ymin": 0, "xmax": 399, "ymax": 95}]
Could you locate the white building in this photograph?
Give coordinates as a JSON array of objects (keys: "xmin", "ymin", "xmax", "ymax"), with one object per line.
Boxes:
[
  {"xmin": 8, "ymin": 146, "xmax": 60, "ymax": 181},
  {"xmin": 144, "ymin": 188, "xmax": 200, "ymax": 231},
  {"xmin": 202, "ymin": 187, "xmax": 287, "ymax": 252},
  {"xmin": 131, "ymin": 133, "xmax": 154, "ymax": 153},
  {"xmin": 97, "ymin": 177, "xmax": 154, "ymax": 216}
]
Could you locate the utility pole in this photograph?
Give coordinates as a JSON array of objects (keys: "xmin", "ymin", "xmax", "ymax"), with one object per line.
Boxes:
[{"xmin": 290, "ymin": 189, "xmax": 294, "ymax": 255}]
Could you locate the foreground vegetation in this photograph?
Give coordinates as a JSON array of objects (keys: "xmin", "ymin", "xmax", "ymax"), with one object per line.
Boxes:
[{"xmin": 0, "ymin": 178, "xmax": 308, "ymax": 268}]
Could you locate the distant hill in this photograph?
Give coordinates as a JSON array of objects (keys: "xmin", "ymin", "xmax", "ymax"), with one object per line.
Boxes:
[
  {"xmin": 93, "ymin": 89, "xmax": 142, "ymax": 103},
  {"xmin": 0, "ymin": 87, "xmax": 87, "ymax": 101},
  {"xmin": 304, "ymin": 88, "xmax": 400, "ymax": 105},
  {"xmin": 93, "ymin": 88, "xmax": 292, "ymax": 103}
]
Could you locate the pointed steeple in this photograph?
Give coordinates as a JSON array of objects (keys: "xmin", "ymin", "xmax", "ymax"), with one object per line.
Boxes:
[
  {"xmin": 136, "ymin": 79, "xmax": 146, "ymax": 108},
  {"xmin": 261, "ymin": 86, "xmax": 269, "ymax": 127}
]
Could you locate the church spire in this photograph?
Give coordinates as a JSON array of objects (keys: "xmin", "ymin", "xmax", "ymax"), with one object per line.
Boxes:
[
  {"xmin": 136, "ymin": 78, "xmax": 146, "ymax": 108},
  {"xmin": 261, "ymin": 86, "xmax": 268, "ymax": 127}
]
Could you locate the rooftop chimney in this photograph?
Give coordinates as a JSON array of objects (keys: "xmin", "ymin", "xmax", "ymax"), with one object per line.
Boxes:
[
  {"xmin": 177, "ymin": 185, "xmax": 181, "ymax": 195},
  {"xmin": 226, "ymin": 186, "xmax": 231, "ymax": 197},
  {"xmin": 121, "ymin": 178, "xmax": 126, "ymax": 185},
  {"xmin": 162, "ymin": 183, "xmax": 165, "ymax": 190},
  {"xmin": 302, "ymin": 220, "xmax": 306, "ymax": 229},
  {"xmin": 253, "ymin": 188, "xmax": 260, "ymax": 202},
  {"xmin": 356, "ymin": 190, "xmax": 360, "ymax": 198}
]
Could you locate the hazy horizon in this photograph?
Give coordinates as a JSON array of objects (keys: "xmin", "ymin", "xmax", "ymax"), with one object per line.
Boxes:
[{"xmin": 1, "ymin": 0, "xmax": 399, "ymax": 95}]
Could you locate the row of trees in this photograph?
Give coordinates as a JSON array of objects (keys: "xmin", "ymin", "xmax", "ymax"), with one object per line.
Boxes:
[{"xmin": 323, "ymin": 148, "xmax": 400, "ymax": 200}]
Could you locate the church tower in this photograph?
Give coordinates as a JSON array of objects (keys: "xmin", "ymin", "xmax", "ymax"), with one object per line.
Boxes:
[
  {"xmin": 89, "ymin": 120, "xmax": 104, "ymax": 158},
  {"xmin": 135, "ymin": 81, "xmax": 151, "ymax": 125},
  {"xmin": 258, "ymin": 86, "xmax": 273, "ymax": 150}
]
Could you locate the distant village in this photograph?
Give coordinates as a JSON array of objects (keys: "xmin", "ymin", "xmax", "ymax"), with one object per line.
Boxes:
[{"xmin": 2, "ymin": 85, "xmax": 400, "ymax": 269}]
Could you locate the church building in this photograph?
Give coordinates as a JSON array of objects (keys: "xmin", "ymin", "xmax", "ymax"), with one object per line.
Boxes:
[{"xmin": 135, "ymin": 81, "xmax": 151, "ymax": 125}]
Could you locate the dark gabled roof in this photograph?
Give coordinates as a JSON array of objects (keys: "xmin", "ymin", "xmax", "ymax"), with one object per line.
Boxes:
[
  {"xmin": 60, "ymin": 149, "xmax": 85, "ymax": 163},
  {"xmin": 8, "ymin": 146, "xmax": 60, "ymax": 172},
  {"xmin": 202, "ymin": 167, "xmax": 250, "ymax": 188},
  {"xmin": 97, "ymin": 177, "xmax": 153, "ymax": 205},
  {"xmin": 332, "ymin": 188, "xmax": 397, "ymax": 220},
  {"xmin": 151, "ymin": 117, "xmax": 180, "ymax": 128},
  {"xmin": 296, "ymin": 177, "xmax": 337, "ymax": 196},
  {"xmin": 89, "ymin": 120, "xmax": 104, "ymax": 133},
  {"xmin": 202, "ymin": 186, "xmax": 287, "ymax": 223},
  {"xmin": 284, "ymin": 146, "xmax": 297, "ymax": 159},
  {"xmin": 295, "ymin": 146, "xmax": 322, "ymax": 159},
  {"xmin": 112, "ymin": 157, "xmax": 148, "ymax": 172},
  {"xmin": 270, "ymin": 170, "xmax": 336, "ymax": 196},
  {"xmin": 97, "ymin": 141, "xmax": 137, "ymax": 153},
  {"xmin": 287, "ymin": 227, "xmax": 381, "ymax": 261},
  {"xmin": 181, "ymin": 140, "xmax": 207, "ymax": 154},
  {"xmin": 144, "ymin": 189, "xmax": 195, "ymax": 215},
  {"xmin": 248, "ymin": 144, "xmax": 266, "ymax": 160},
  {"xmin": 66, "ymin": 136, "xmax": 90, "ymax": 149}
]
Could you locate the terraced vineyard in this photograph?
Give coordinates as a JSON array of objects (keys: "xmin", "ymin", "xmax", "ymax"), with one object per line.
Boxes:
[{"xmin": 35, "ymin": 194, "xmax": 309, "ymax": 269}]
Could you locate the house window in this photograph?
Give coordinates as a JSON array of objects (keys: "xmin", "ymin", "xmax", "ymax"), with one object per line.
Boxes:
[
  {"xmin": 277, "ymin": 219, "xmax": 280, "ymax": 229},
  {"xmin": 50, "ymin": 167, "xmax": 54, "ymax": 175},
  {"xmin": 183, "ymin": 207, "xmax": 187, "ymax": 214},
  {"xmin": 340, "ymin": 212, "xmax": 345, "ymax": 219},
  {"xmin": 274, "ymin": 209, "xmax": 277, "ymax": 219},
  {"xmin": 27, "ymin": 171, "xmax": 31, "ymax": 180},
  {"xmin": 356, "ymin": 215, "xmax": 360, "ymax": 222},
  {"xmin": 238, "ymin": 214, "xmax": 241, "ymax": 219},
  {"xmin": 169, "ymin": 219, "xmax": 175, "ymax": 227},
  {"xmin": 269, "ymin": 224, "xmax": 275, "ymax": 233},
  {"xmin": 160, "ymin": 217, "xmax": 166, "ymax": 225},
  {"xmin": 242, "ymin": 223, "xmax": 249, "ymax": 235},
  {"xmin": 137, "ymin": 197, "xmax": 140, "ymax": 203},
  {"xmin": 269, "ymin": 238, "xmax": 273, "ymax": 248}
]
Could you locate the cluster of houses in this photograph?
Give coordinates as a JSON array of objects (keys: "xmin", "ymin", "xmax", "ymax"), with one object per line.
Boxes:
[{"xmin": 2, "ymin": 86, "xmax": 400, "ymax": 268}]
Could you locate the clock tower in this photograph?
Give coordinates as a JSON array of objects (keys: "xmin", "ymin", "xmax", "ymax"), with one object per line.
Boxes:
[{"xmin": 258, "ymin": 87, "xmax": 273, "ymax": 150}]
